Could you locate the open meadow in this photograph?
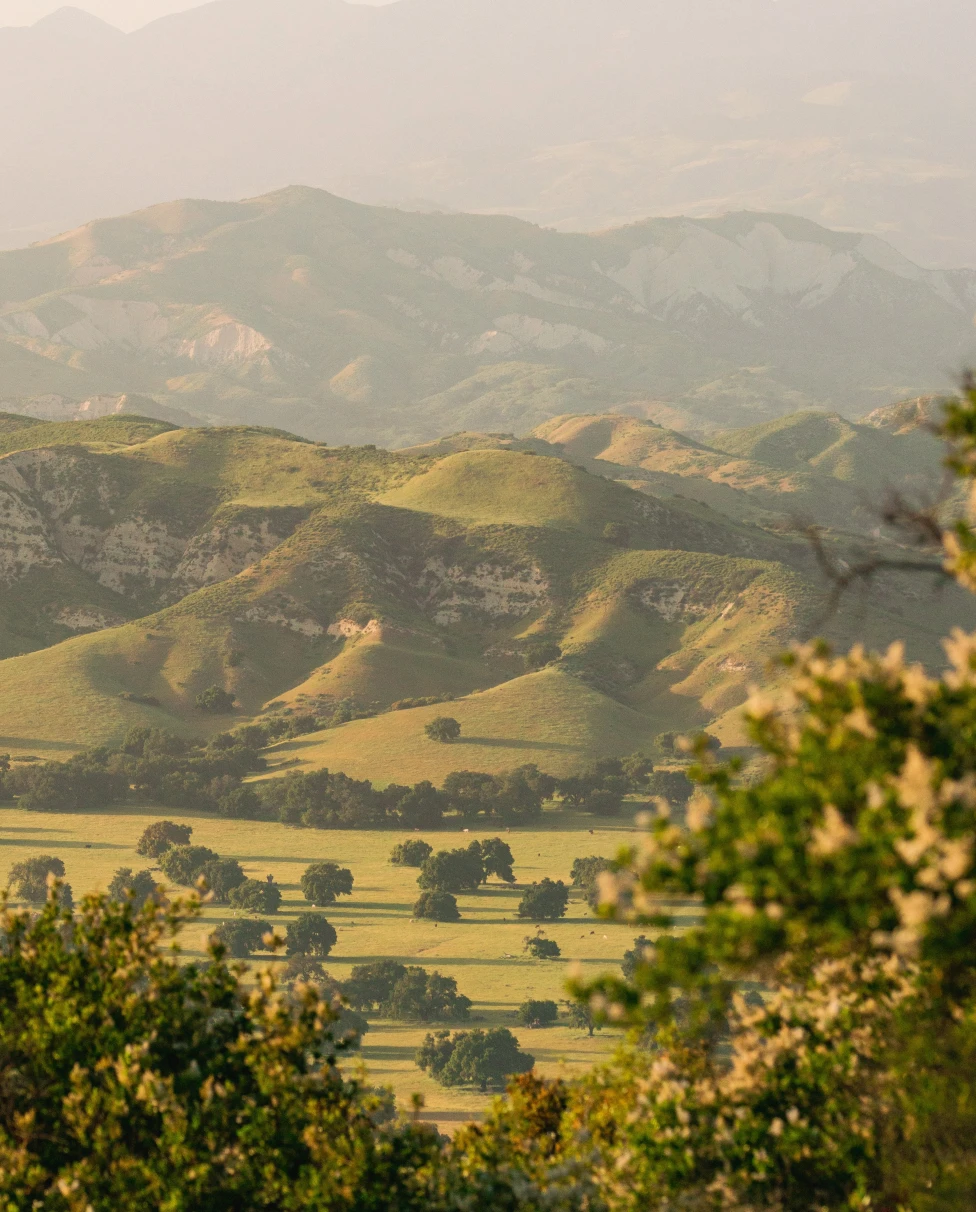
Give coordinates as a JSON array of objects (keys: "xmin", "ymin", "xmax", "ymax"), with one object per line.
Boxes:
[{"xmin": 0, "ymin": 803, "xmax": 687, "ymax": 1131}]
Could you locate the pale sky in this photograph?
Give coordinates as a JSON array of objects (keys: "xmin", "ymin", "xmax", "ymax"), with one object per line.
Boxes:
[{"xmin": 0, "ymin": 0, "xmax": 394, "ymax": 31}]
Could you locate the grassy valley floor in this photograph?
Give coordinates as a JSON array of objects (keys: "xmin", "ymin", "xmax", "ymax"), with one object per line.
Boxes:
[{"xmin": 0, "ymin": 805, "xmax": 683, "ymax": 1131}]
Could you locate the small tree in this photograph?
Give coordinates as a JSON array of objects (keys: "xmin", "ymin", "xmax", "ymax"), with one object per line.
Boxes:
[
  {"xmin": 602, "ymin": 521, "xmax": 630, "ymax": 547},
  {"xmin": 473, "ymin": 837, "xmax": 515, "ymax": 883},
  {"xmin": 285, "ymin": 913, "xmax": 337, "ymax": 958},
  {"xmin": 570, "ymin": 855, "xmax": 612, "ymax": 907},
  {"xmin": 390, "ymin": 839, "xmax": 433, "ymax": 867},
  {"xmin": 228, "ymin": 878, "xmax": 282, "ymax": 915},
  {"xmin": 135, "ymin": 820, "xmax": 192, "ymax": 859},
  {"xmin": 523, "ymin": 935, "xmax": 560, "ymax": 960},
  {"xmin": 425, "ymin": 717, "xmax": 461, "ymax": 744},
  {"xmin": 414, "ymin": 891, "xmax": 461, "ymax": 922},
  {"xmin": 107, "ymin": 868, "xmax": 159, "ymax": 910},
  {"xmin": 417, "ymin": 1028, "xmax": 534, "ymax": 1092},
  {"xmin": 158, "ymin": 845, "xmax": 218, "ymax": 887},
  {"xmin": 517, "ymin": 878, "xmax": 569, "ymax": 921},
  {"xmin": 622, "ymin": 935, "xmax": 652, "ymax": 981},
  {"xmin": 300, "ymin": 862, "xmax": 354, "ymax": 907},
  {"xmin": 9, "ymin": 856, "xmax": 66, "ymax": 904},
  {"xmin": 195, "ymin": 685, "xmax": 236, "ymax": 714},
  {"xmin": 563, "ymin": 1000, "xmax": 601, "ymax": 1037},
  {"xmin": 197, "ymin": 858, "xmax": 246, "ymax": 903},
  {"xmin": 517, "ymin": 999, "xmax": 559, "ymax": 1028},
  {"xmin": 210, "ymin": 919, "xmax": 272, "ymax": 959},
  {"xmin": 418, "ymin": 848, "xmax": 483, "ymax": 893}
]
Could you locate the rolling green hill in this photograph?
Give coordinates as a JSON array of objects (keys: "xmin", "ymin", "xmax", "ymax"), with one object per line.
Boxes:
[{"xmin": 0, "ymin": 409, "xmax": 969, "ymax": 777}]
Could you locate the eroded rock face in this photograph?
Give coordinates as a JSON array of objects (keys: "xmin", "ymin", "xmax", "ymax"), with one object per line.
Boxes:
[
  {"xmin": 0, "ymin": 448, "xmax": 299, "ymax": 619},
  {"xmin": 419, "ymin": 559, "xmax": 549, "ymax": 625}
]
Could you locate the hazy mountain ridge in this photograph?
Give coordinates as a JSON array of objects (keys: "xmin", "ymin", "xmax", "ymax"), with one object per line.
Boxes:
[
  {"xmin": 1, "ymin": 0, "xmax": 974, "ymax": 266},
  {"xmin": 1, "ymin": 189, "xmax": 973, "ymax": 444}
]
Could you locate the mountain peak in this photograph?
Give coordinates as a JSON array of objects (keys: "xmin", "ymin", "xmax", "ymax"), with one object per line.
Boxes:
[{"xmin": 29, "ymin": 7, "xmax": 122, "ymax": 36}]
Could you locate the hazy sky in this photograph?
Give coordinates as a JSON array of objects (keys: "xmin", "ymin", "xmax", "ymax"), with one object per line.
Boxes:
[{"xmin": 1, "ymin": 0, "xmax": 393, "ymax": 31}]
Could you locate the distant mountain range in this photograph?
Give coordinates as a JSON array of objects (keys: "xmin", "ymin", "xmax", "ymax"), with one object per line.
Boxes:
[
  {"xmin": 1, "ymin": 0, "xmax": 974, "ymax": 266},
  {"xmin": 1, "ymin": 188, "xmax": 974, "ymax": 445}
]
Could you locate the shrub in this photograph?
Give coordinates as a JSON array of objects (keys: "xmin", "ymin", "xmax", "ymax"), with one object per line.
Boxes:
[
  {"xmin": 158, "ymin": 845, "xmax": 218, "ymax": 887},
  {"xmin": 390, "ymin": 839, "xmax": 433, "ymax": 867},
  {"xmin": 300, "ymin": 862, "xmax": 354, "ymax": 907},
  {"xmin": 0, "ymin": 892, "xmax": 441, "ymax": 1206},
  {"xmin": 413, "ymin": 891, "xmax": 460, "ymax": 922},
  {"xmin": 136, "ymin": 820, "xmax": 192, "ymax": 858},
  {"xmin": 9, "ymin": 856, "xmax": 66, "ymax": 903},
  {"xmin": 523, "ymin": 936, "xmax": 560, "ymax": 960},
  {"xmin": 524, "ymin": 642, "xmax": 561, "ymax": 671},
  {"xmin": 417, "ymin": 1028, "xmax": 534, "ymax": 1092},
  {"xmin": 210, "ymin": 919, "xmax": 272, "ymax": 958},
  {"xmin": 517, "ymin": 878, "xmax": 569, "ymax": 921},
  {"xmin": 517, "ymin": 999, "xmax": 559, "ymax": 1028},
  {"xmin": 285, "ymin": 913, "xmax": 337, "ymax": 957},
  {"xmin": 602, "ymin": 521, "xmax": 630, "ymax": 547},
  {"xmin": 228, "ymin": 878, "xmax": 282, "ymax": 915},
  {"xmin": 195, "ymin": 685, "xmax": 236, "ymax": 714},
  {"xmin": 107, "ymin": 867, "xmax": 159, "ymax": 910},
  {"xmin": 425, "ymin": 717, "xmax": 461, "ymax": 743}
]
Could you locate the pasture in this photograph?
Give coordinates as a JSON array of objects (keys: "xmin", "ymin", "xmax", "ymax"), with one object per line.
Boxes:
[{"xmin": 0, "ymin": 804, "xmax": 679, "ymax": 1130}]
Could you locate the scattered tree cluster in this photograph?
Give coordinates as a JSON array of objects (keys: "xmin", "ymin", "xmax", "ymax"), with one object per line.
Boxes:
[
  {"xmin": 556, "ymin": 754, "xmax": 651, "ymax": 817},
  {"xmin": 416, "ymin": 1028, "xmax": 534, "ymax": 1092},
  {"xmin": 342, "ymin": 960, "xmax": 471, "ymax": 1023},
  {"xmin": 412, "ymin": 838, "xmax": 518, "ymax": 918}
]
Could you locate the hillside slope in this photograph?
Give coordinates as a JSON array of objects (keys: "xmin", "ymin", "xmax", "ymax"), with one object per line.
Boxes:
[
  {"xmin": 1, "ymin": 190, "xmax": 973, "ymax": 445},
  {"xmin": 0, "ymin": 413, "xmax": 970, "ymax": 778}
]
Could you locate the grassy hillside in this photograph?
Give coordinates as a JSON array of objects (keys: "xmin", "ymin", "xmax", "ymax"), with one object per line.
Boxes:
[
  {"xmin": 529, "ymin": 409, "xmax": 949, "ymax": 536},
  {"xmin": 0, "ymin": 409, "xmax": 968, "ymax": 772}
]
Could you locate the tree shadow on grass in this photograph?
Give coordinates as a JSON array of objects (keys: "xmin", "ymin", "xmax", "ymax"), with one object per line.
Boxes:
[
  {"xmin": 453, "ymin": 737, "xmax": 582, "ymax": 753},
  {"xmin": 0, "ymin": 839, "xmax": 127, "ymax": 851}
]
